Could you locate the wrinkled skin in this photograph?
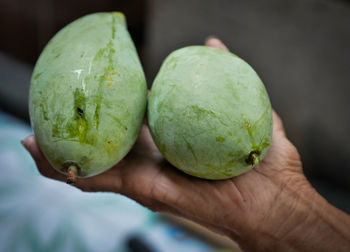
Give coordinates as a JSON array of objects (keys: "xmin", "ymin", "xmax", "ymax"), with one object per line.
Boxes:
[{"xmin": 23, "ymin": 39, "xmax": 350, "ymax": 252}]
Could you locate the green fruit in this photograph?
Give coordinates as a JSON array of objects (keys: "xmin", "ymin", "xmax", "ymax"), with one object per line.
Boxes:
[
  {"xmin": 29, "ymin": 12, "xmax": 147, "ymax": 179},
  {"xmin": 148, "ymin": 46, "xmax": 272, "ymax": 179}
]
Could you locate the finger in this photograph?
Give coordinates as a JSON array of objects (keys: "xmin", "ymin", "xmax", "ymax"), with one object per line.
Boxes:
[
  {"xmin": 73, "ymin": 168, "xmax": 123, "ymax": 192},
  {"xmin": 205, "ymin": 37, "xmax": 229, "ymax": 51},
  {"xmin": 22, "ymin": 135, "xmax": 66, "ymax": 181},
  {"xmin": 128, "ymin": 124, "xmax": 161, "ymax": 158},
  {"xmin": 272, "ymin": 109, "xmax": 286, "ymax": 137}
]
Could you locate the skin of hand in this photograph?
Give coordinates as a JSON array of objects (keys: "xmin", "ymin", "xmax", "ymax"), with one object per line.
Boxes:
[{"xmin": 22, "ymin": 38, "xmax": 350, "ymax": 252}]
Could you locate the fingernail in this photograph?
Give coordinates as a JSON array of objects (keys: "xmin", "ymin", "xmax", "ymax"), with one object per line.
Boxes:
[{"xmin": 205, "ymin": 35, "xmax": 219, "ymax": 43}]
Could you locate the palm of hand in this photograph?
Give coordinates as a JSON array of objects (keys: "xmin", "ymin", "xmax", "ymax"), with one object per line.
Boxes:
[{"xmin": 25, "ymin": 110, "xmax": 304, "ymax": 242}]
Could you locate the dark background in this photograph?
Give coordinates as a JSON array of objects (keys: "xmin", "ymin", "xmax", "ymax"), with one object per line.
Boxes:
[{"xmin": 0, "ymin": 0, "xmax": 349, "ymax": 212}]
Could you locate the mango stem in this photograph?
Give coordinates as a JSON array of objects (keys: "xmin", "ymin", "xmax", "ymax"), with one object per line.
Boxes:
[
  {"xmin": 250, "ymin": 153, "xmax": 260, "ymax": 166},
  {"xmin": 246, "ymin": 151, "xmax": 260, "ymax": 166},
  {"xmin": 67, "ymin": 165, "xmax": 78, "ymax": 184}
]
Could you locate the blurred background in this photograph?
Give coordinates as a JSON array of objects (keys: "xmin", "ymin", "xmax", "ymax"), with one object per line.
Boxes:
[{"xmin": 0, "ymin": 0, "xmax": 349, "ymax": 251}]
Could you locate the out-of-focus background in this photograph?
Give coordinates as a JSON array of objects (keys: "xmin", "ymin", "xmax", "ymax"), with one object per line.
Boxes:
[{"xmin": 0, "ymin": 0, "xmax": 349, "ymax": 251}]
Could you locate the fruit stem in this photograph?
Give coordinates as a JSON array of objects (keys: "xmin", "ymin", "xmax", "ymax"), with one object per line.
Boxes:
[
  {"xmin": 250, "ymin": 153, "xmax": 260, "ymax": 166},
  {"xmin": 67, "ymin": 165, "xmax": 78, "ymax": 184},
  {"xmin": 246, "ymin": 151, "xmax": 260, "ymax": 166}
]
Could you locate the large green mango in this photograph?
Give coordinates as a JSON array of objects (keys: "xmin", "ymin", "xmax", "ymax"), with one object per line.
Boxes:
[
  {"xmin": 29, "ymin": 12, "xmax": 147, "ymax": 179},
  {"xmin": 148, "ymin": 46, "xmax": 272, "ymax": 179}
]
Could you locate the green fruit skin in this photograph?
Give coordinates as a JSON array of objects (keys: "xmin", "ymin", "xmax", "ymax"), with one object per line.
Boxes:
[
  {"xmin": 148, "ymin": 46, "xmax": 273, "ymax": 180},
  {"xmin": 29, "ymin": 12, "xmax": 147, "ymax": 177}
]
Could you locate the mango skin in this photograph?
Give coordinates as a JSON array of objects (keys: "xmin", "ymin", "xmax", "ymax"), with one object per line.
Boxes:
[
  {"xmin": 148, "ymin": 46, "xmax": 273, "ymax": 179},
  {"xmin": 29, "ymin": 12, "xmax": 147, "ymax": 177}
]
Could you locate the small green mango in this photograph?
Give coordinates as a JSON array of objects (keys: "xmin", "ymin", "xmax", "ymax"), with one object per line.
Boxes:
[
  {"xmin": 148, "ymin": 46, "xmax": 272, "ymax": 179},
  {"xmin": 29, "ymin": 12, "xmax": 147, "ymax": 178}
]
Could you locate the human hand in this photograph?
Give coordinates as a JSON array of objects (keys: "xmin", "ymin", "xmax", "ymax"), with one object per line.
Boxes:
[{"xmin": 22, "ymin": 38, "xmax": 350, "ymax": 251}]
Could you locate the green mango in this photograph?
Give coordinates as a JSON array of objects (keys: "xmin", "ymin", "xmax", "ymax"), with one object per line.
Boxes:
[
  {"xmin": 29, "ymin": 12, "xmax": 147, "ymax": 179},
  {"xmin": 148, "ymin": 46, "xmax": 272, "ymax": 179}
]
